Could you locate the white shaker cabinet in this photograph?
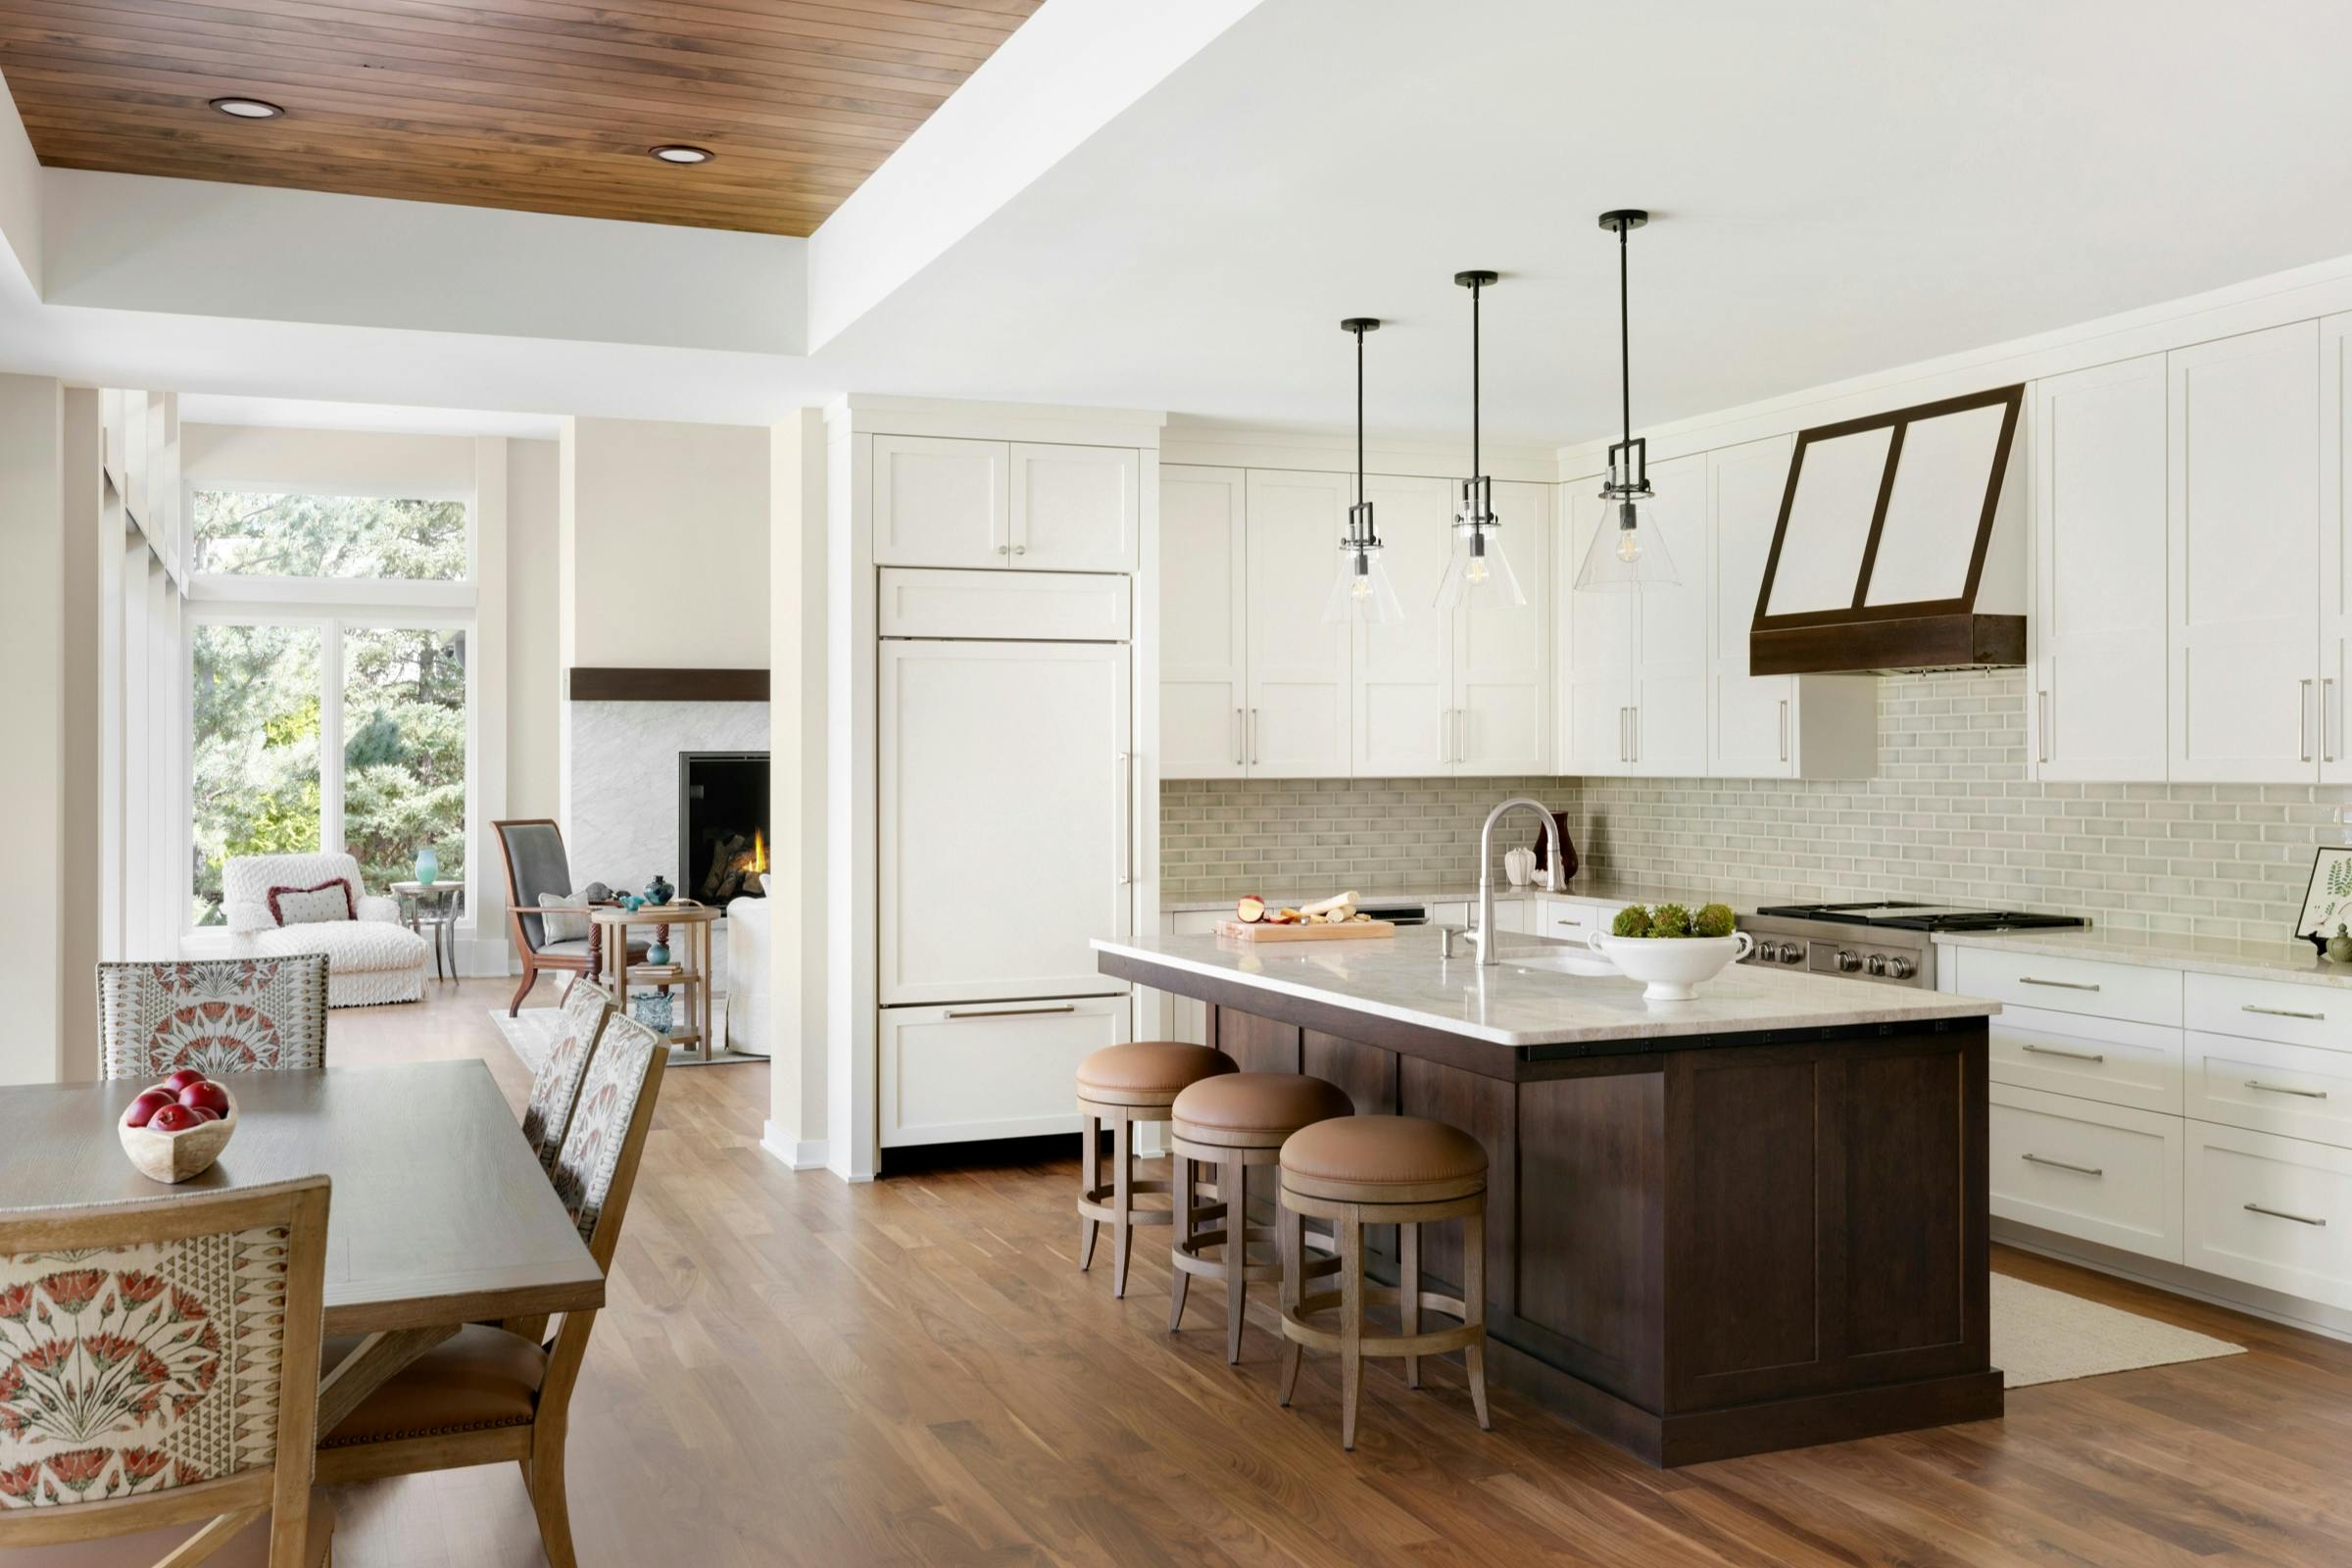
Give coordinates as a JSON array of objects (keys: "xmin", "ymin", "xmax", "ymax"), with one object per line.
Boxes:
[
  {"xmin": 1159, "ymin": 466, "xmax": 1250, "ymax": 778},
  {"xmin": 1559, "ymin": 477, "xmax": 1635, "ymax": 774},
  {"xmin": 1453, "ymin": 481, "xmax": 1553, "ymax": 774},
  {"xmin": 2169, "ymin": 321, "xmax": 2323, "ymax": 782},
  {"xmin": 2031, "ymin": 355, "xmax": 2172, "ymax": 781},
  {"xmin": 872, "ymin": 434, "xmax": 1008, "ymax": 568},
  {"xmin": 2324, "ymin": 315, "xmax": 2352, "ymax": 783},
  {"xmin": 1246, "ymin": 469, "xmax": 1353, "ymax": 777},
  {"xmin": 1352, "ymin": 476, "xmax": 1456, "ymax": 775},
  {"xmin": 880, "ymin": 996, "xmax": 1131, "ymax": 1148},
  {"xmin": 1631, "ymin": 456, "xmax": 1709, "ymax": 775},
  {"xmin": 1009, "ymin": 442, "xmax": 1139, "ymax": 571}
]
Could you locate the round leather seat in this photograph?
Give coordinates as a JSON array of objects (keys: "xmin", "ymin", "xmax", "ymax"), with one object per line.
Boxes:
[
  {"xmin": 1075, "ymin": 1041, "xmax": 1236, "ymax": 1107},
  {"xmin": 1280, "ymin": 1114, "xmax": 1487, "ymax": 1203},
  {"xmin": 1173, "ymin": 1072, "xmax": 1353, "ymax": 1149}
]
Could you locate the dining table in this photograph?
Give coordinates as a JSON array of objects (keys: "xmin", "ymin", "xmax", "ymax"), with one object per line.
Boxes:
[{"xmin": 0, "ymin": 1058, "xmax": 605, "ymax": 1434}]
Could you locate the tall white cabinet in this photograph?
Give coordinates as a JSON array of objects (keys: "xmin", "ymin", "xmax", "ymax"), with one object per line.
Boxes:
[
  {"xmin": 1159, "ymin": 466, "xmax": 1249, "ymax": 777},
  {"xmin": 1557, "ymin": 457, "xmax": 1707, "ymax": 776}
]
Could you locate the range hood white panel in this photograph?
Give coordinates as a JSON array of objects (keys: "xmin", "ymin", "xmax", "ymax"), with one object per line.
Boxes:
[
  {"xmin": 1764, "ymin": 424, "xmax": 1891, "ymax": 616},
  {"xmin": 1863, "ymin": 402, "xmax": 2009, "ymax": 606}
]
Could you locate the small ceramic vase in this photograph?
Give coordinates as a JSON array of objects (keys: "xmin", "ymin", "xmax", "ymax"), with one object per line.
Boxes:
[
  {"xmin": 620, "ymin": 894, "xmax": 644, "ymax": 911},
  {"xmin": 2329, "ymin": 923, "xmax": 2352, "ymax": 964},
  {"xmin": 647, "ymin": 941, "xmax": 671, "ymax": 966},
  {"xmin": 645, "ymin": 874, "xmax": 674, "ymax": 907},
  {"xmin": 1502, "ymin": 846, "xmax": 1536, "ymax": 888},
  {"xmin": 414, "ymin": 845, "xmax": 438, "ymax": 886}
]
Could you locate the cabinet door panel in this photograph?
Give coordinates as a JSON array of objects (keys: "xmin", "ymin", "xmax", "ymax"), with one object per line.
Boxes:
[
  {"xmin": 1455, "ymin": 480, "xmax": 1552, "ymax": 774},
  {"xmin": 2170, "ymin": 322, "xmax": 2321, "ymax": 782},
  {"xmin": 1560, "ymin": 481, "xmax": 1633, "ymax": 775},
  {"xmin": 1160, "ymin": 466, "xmax": 1248, "ymax": 778},
  {"xmin": 2325, "ymin": 317, "xmax": 2352, "ymax": 782},
  {"xmin": 1634, "ymin": 456, "xmax": 1708, "ymax": 775},
  {"xmin": 881, "ymin": 998, "xmax": 1128, "ymax": 1148},
  {"xmin": 873, "ymin": 434, "xmax": 1007, "ymax": 568},
  {"xmin": 1246, "ymin": 470, "xmax": 1352, "ymax": 776},
  {"xmin": 1352, "ymin": 476, "xmax": 1453, "ymax": 775},
  {"xmin": 1010, "ymin": 442, "xmax": 1138, "ymax": 571},
  {"xmin": 1709, "ymin": 437, "xmax": 1797, "ymax": 777},
  {"xmin": 2185, "ymin": 1119, "xmax": 2352, "ymax": 1307},
  {"xmin": 880, "ymin": 641, "xmax": 1130, "ymax": 1004}
]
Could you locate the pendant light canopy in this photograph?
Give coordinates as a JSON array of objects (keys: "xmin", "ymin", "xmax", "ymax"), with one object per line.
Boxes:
[
  {"xmin": 1435, "ymin": 270, "xmax": 1527, "ymax": 612},
  {"xmin": 1323, "ymin": 318, "xmax": 1407, "ymax": 624},
  {"xmin": 1576, "ymin": 209, "xmax": 1680, "ymax": 593}
]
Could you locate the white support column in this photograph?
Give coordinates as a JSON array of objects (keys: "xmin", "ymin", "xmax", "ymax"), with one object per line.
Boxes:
[{"xmin": 0, "ymin": 374, "xmax": 66, "ymax": 1083}]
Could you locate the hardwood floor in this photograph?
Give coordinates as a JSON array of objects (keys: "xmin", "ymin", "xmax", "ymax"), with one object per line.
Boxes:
[{"xmin": 328, "ymin": 981, "xmax": 2352, "ymax": 1567}]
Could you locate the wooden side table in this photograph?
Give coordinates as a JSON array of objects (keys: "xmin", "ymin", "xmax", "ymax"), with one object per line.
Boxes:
[
  {"xmin": 590, "ymin": 902, "xmax": 722, "ymax": 1060},
  {"xmin": 389, "ymin": 880, "xmax": 464, "ymax": 983}
]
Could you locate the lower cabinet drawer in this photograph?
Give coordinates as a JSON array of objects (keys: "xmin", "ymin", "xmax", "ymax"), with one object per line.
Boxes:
[
  {"xmin": 880, "ymin": 997, "xmax": 1129, "ymax": 1148},
  {"xmin": 1988, "ymin": 1004, "xmax": 2182, "ymax": 1115},
  {"xmin": 1989, "ymin": 1084, "xmax": 2182, "ymax": 1262},
  {"xmin": 2184, "ymin": 971, "xmax": 2352, "ymax": 1053},
  {"xmin": 2185, "ymin": 1030, "xmax": 2352, "ymax": 1149},
  {"xmin": 2184, "ymin": 1119, "xmax": 2352, "ymax": 1309}
]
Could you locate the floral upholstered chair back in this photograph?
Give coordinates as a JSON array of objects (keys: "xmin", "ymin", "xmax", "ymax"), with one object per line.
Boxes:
[
  {"xmin": 0, "ymin": 1178, "xmax": 330, "ymax": 1561},
  {"xmin": 96, "ymin": 957, "xmax": 330, "ymax": 1081},
  {"xmin": 523, "ymin": 984, "xmax": 614, "ymax": 1174},
  {"xmin": 550, "ymin": 1011, "xmax": 668, "ymax": 1266}
]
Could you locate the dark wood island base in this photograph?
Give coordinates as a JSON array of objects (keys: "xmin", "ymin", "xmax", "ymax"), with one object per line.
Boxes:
[{"xmin": 1099, "ymin": 951, "xmax": 2002, "ymax": 1467}]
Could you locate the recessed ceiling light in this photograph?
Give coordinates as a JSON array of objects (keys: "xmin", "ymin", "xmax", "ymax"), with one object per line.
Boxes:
[
  {"xmin": 210, "ymin": 97, "xmax": 284, "ymax": 120},
  {"xmin": 649, "ymin": 144, "xmax": 714, "ymax": 165}
]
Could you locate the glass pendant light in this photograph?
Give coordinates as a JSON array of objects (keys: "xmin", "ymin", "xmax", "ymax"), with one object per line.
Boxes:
[
  {"xmin": 1576, "ymin": 209, "xmax": 1680, "ymax": 593},
  {"xmin": 1436, "ymin": 270, "xmax": 1526, "ymax": 611},
  {"xmin": 1323, "ymin": 318, "xmax": 1407, "ymax": 624}
]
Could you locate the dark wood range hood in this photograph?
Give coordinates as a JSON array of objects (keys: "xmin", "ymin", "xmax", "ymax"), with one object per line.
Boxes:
[{"xmin": 1749, "ymin": 384, "xmax": 2028, "ymax": 675}]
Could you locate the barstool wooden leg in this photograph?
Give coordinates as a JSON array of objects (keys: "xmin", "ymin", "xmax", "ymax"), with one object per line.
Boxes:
[
  {"xmin": 1463, "ymin": 1207, "xmax": 1491, "ymax": 1431},
  {"xmin": 1399, "ymin": 1218, "xmax": 1421, "ymax": 1391},
  {"xmin": 1168, "ymin": 1153, "xmax": 1196, "ymax": 1332},
  {"xmin": 1277, "ymin": 1201, "xmax": 1304, "ymax": 1407},
  {"xmin": 1079, "ymin": 1111, "xmax": 1102, "ymax": 1272},
  {"xmin": 1111, "ymin": 1113, "xmax": 1134, "ymax": 1298},
  {"xmin": 1221, "ymin": 1154, "xmax": 1249, "ymax": 1363},
  {"xmin": 1338, "ymin": 1209, "xmax": 1364, "ymax": 1451}
]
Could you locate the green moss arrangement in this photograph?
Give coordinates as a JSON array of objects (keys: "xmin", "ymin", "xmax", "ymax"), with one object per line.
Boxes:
[
  {"xmin": 1610, "ymin": 905, "xmax": 1653, "ymax": 938},
  {"xmin": 1692, "ymin": 903, "xmax": 1736, "ymax": 939},
  {"xmin": 1648, "ymin": 903, "xmax": 1693, "ymax": 939}
]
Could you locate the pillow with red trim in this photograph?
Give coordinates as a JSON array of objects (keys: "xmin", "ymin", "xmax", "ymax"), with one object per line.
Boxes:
[{"xmin": 266, "ymin": 878, "xmax": 355, "ymax": 926}]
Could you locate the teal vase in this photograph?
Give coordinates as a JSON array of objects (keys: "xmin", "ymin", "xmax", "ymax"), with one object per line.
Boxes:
[
  {"xmin": 414, "ymin": 846, "xmax": 438, "ymax": 886},
  {"xmin": 647, "ymin": 941, "xmax": 671, "ymax": 966}
]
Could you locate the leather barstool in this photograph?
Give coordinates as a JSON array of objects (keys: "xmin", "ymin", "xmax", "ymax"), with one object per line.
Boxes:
[
  {"xmin": 1276, "ymin": 1115, "xmax": 1492, "ymax": 1450},
  {"xmin": 1076, "ymin": 1041, "xmax": 1236, "ymax": 1298},
  {"xmin": 1167, "ymin": 1072, "xmax": 1353, "ymax": 1362}
]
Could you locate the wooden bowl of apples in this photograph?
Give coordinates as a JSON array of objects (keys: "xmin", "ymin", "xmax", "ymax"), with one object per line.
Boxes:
[{"xmin": 118, "ymin": 1070, "xmax": 238, "ymax": 1183}]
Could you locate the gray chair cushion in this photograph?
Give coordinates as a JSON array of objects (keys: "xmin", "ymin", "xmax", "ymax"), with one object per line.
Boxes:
[
  {"xmin": 498, "ymin": 822, "xmax": 571, "ymax": 950},
  {"xmin": 536, "ymin": 937, "xmax": 649, "ymax": 960}
]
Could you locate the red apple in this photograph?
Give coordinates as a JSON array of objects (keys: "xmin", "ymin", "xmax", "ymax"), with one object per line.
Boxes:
[
  {"xmin": 164, "ymin": 1068, "xmax": 207, "ymax": 1093},
  {"xmin": 178, "ymin": 1081, "xmax": 230, "ymax": 1116},
  {"xmin": 183, "ymin": 1105, "xmax": 220, "ymax": 1124},
  {"xmin": 122, "ymin": 1089, "xmax": 175, "ymax": 1128},
  {"xmin": 148, "ymin": 1103, "xmax": 201, "ymax": 1134}
]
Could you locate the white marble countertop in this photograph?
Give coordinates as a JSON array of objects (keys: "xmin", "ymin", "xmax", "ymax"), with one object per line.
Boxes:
[
  {"xmin": 1933, "ymin": 926, "xmax": 2352, "ymax": 990},
  {"xmin": 1160, "ymin": 877, "xmax": 1734, "ymax": 916},
  {"xmin": 1096, "ymin": 927, "xmax": 1997, "ymax": 1050}
]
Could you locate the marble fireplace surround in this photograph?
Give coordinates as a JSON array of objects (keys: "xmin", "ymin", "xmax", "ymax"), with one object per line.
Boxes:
[{"xmin": 564, "ymin": 697, "xmax": 771, "ymax": 986}]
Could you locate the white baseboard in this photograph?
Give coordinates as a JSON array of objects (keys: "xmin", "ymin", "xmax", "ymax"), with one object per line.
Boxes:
[
  {"xmin": 760, "ymin": 1122, "xmax": 830, "ymax": 1172},
  {"xmin": 1992, "ymin": 1217, "xmax": 2352, "ymax": 1347}
]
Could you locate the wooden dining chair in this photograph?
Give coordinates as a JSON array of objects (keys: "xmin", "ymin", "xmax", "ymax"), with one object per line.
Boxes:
[
  {"xmin": 521, "ymin": 982, "xmax": 614, "ymax": 1174},
  {"xmin": 0, "ymin": 1177, "xmax": 334, "ymax": 1567},
  {"xmin": 313, "ymin": 1013, "xmax": 669, "ymax": 1568},
  {"xmin": 95, "ymin": 957, "xmax": 330, "ymax": 1081}
]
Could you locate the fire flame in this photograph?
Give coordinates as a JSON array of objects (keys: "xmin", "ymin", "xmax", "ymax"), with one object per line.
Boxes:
[{"xmin": 751, "ymin": 829, "xmax": 767, "ymax": 874}]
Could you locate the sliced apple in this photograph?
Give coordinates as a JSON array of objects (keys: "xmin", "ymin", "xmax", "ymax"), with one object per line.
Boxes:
[{"xmin": 1236, "ymin": 895, "xmax": 1266, "ymax": 924}]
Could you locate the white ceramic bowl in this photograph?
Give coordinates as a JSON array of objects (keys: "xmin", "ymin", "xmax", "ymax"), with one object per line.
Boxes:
[{"xmin": 1585, "ymin": 930, "xmax": 1752, "ymax": 1001}]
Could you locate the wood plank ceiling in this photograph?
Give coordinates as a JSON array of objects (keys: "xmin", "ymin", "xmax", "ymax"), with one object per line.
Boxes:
[{"xmin": 0, "ymin": 0, "xmax": 1044, "ymax": 235}]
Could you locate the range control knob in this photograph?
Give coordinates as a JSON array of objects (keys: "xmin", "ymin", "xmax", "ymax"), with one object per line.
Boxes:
[
  {"xmin": 1836, "ymin": 950, "xmax": 1862, "ymax": 973},
  {"xmin": 1865, "ymin": 954, "xmax": 1887, "ymax": 977},
  {"xmin": 1886, "ymin": 956, "xmax": 1916, "ymax": 981},
  {"xmin": 1781, "ymin": 943, "xmax": 1806, "ymax": 964}
]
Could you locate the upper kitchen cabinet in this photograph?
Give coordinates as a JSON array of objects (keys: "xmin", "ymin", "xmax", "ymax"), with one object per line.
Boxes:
[
  {"xmin": 1246, "ymin": 468, "xmax": 1353, "ymax": 776},
  {"xmin": 873, "ymin": 435, "xmax": 1138, "ymax": 571},
  {"xmin": 1453, "ymin": 480, "xmax": 1553, "ymax": 774},
  {"xmin": 1559, "ymin": 459, "xmax": 1705, "ymax": 775},
  {"xmin": 2032, "ymin": 356, "xmax": 2172, "ymax": 781},
  {"xmin": 1160, "ymin": 466, "xmax": 1250, "ymax": 778},
  {"xmin": 2324, "ymin": 315, "xmax": 2352, "ymax": 784},
  {"xmin": 1559, "ymin": 476, "xmax": 1633, "ymax": 775},
  {"xmin": 1352, "ymin": 476, "xmax": 1456, "ymax": 775},
  {"xmin": 2169, "ymin": 322, "xmax": 2323, "ymax": 782},
  {"xmin": 1707, "ymin": 437, "xmax": 1877, "ymax": 778}
]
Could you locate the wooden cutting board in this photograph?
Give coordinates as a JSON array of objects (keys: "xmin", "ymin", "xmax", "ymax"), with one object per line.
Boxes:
[{"xmin": 1215, "ymin": 919, "xmax": 1396, "ymax": 942}]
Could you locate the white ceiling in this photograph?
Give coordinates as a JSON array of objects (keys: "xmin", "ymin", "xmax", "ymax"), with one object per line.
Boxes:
[{"xmin": 14, "ymin": 0, "xmax": 2352, "ymax": 441}]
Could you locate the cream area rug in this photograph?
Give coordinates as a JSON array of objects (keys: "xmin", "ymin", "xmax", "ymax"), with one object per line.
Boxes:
[
  {"xmin": 489, "ymin": 1003, "xmax": 767, "ymax": 1070},
  {"xmin": 1992, "ymin": 1272, "xmax": 2243, "ymax": 1388}
]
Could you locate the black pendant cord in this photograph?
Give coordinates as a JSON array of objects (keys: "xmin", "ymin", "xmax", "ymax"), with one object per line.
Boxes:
[
  {"xmin": 1616, "ymin": 216, "xmax": 1632, "ymax": 454},
  {"xmin": 1355, "ymin": 321, "xmax": 1365, "ymax": 516},
  {"xmin": 1470, "ymin": 276, "xmax": 1482, "ymax": 483}
]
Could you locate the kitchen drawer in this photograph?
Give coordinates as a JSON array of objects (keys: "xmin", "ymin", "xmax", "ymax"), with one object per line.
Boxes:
[
  {"xmin": 880, "ymin": 997, "xmax": 1128, "ymax": 1148},
  {"xmin": 1168, "ymin": 910, "xmax": 1225, "ymax": 936},
  {"xmin": 1987, "ymin": 1004, "xmax": 2181, "ymax": 1115},
  {"xmin": 2184, "ymin": 1119, "xmax": 2352, "ymax": 1309},
  {"xmin": 2184, "ymin": 972, "xmax": 2352, "ymax": 1054},
  {"xmin": 1988, "ymin": 1083, "xmax": 2182, "ymax": 1261},
  {"xmin": 1955, "ymin": 946, "xmax": 2181, "ymax": 1027},
  {"xmin": 2185, "ymin": 1030, "xmax": 2352, "ymax": 1148},
  {"xmin": 877, "ymin": 567, "xmax": 1130, "ymax": 641},
  {"xmin": 1432, "ymin": 901, "xmax": 1470, "ymax": 927},
  {"xmin": 1539, "ymin": 899, "xmax": 1596, "ymax": 937}
]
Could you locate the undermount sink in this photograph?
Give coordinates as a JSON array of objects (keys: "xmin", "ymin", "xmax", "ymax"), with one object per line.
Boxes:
[{"xmin": 1438, "ymin": 926, "xmax": 1618, "ymax": 977}]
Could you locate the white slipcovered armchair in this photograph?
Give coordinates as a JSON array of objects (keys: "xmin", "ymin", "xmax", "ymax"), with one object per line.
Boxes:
[
  {"xmin": 221, "ymin": 851, "xmax": 431, "ymax": 1007},
  {"xmin": 724, "ymin": 895, "xmax": 770, "ymax": 1056}
]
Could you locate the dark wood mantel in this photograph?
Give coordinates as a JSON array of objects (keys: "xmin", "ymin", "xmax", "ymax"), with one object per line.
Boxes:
[{"xmin": 567, "ymin": 667, "xmax": 768, "ymax": 702}]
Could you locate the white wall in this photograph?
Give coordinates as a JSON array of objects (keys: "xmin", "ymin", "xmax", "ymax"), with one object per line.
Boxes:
[
  {"xmin": 506, "ymin": 438, "xmax": 563, "ymax": 818},
  {"xmin": 182, "ymin": 423, "xmax": 476, "ymax": 498},
  {"xmin": 764, "ymin": 410, "xmax": 827, "ymax": 1168},
  {"xmin": 0, "ymin": 372, "xmax": 63, "ymax": 1083},
  {"xmin": 0, "ymin": 66, "xmax": 39, "ymax": 298}
]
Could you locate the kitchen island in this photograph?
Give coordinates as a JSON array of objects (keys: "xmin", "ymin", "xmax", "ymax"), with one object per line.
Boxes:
[{"xmin": 1094, "ymin": 927, "xmax": 2005, "ymax": 1466}]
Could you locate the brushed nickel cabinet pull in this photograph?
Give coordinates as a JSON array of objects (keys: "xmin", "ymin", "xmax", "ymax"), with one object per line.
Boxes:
[
  {"xmin": 2243, "ymin": 1004, "xmax": 2326, "ymax": 1021},
  {"xmin": 1116, "ymin": 751, "xmax": 1132, "ymax": 885},
  {"xmin": 2020, "ymin": 976, "xmax": 2100, "ymax": 992},
  {"xmin": 2245, "ymin": 1201, "xmax": 2328, "ymax": 1227},
  {"xmin": 946, "ymin": 1004, "xmax": 1079, "ymax": 1020},
  {"xmin": 2022, "ymin": 1042, "xmax": 2106, "ymax": 1064},
  {"xmin": 2038, "ymin": 689, "xmax": 2052, "ymax": 765},
  {"xmin": 1632, "ymin": 706, "xmax": 1641, "ymax": 764},
  {"xmin": 2328, "ymin": 677, "xmax": 2339, "ymax": 763},
  {"xmin": 1250, "ymin": 708, "xmax": 1260, "ymax": 765},
  {"xmin": 2245, "ymin": 1080, "xmax": 2328, "ymax": 1100},
  {"xmin": 1779, "ymin": 698, "xmax": 1789, "ymax": 764},
  {"xmin": 2022, "ymin": 1152, "xmax": 2103, "ymax": 1177}
]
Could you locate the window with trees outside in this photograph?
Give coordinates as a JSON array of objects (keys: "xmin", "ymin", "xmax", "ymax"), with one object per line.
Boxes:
[{"xmin": 187, "ymin": 489, "xmax": 473, "ymax": 929}]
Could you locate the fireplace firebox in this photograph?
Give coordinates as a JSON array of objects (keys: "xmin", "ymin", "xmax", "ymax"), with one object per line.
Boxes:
[{"xmin": 679, "ymin": 752, "xmax": 768, "ymax": 903}]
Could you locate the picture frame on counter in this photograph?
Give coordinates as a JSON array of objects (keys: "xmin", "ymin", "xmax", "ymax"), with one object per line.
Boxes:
[{"xmin": 2293, "ymin": 846, "xmax": 2352, "ymax": 954}]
